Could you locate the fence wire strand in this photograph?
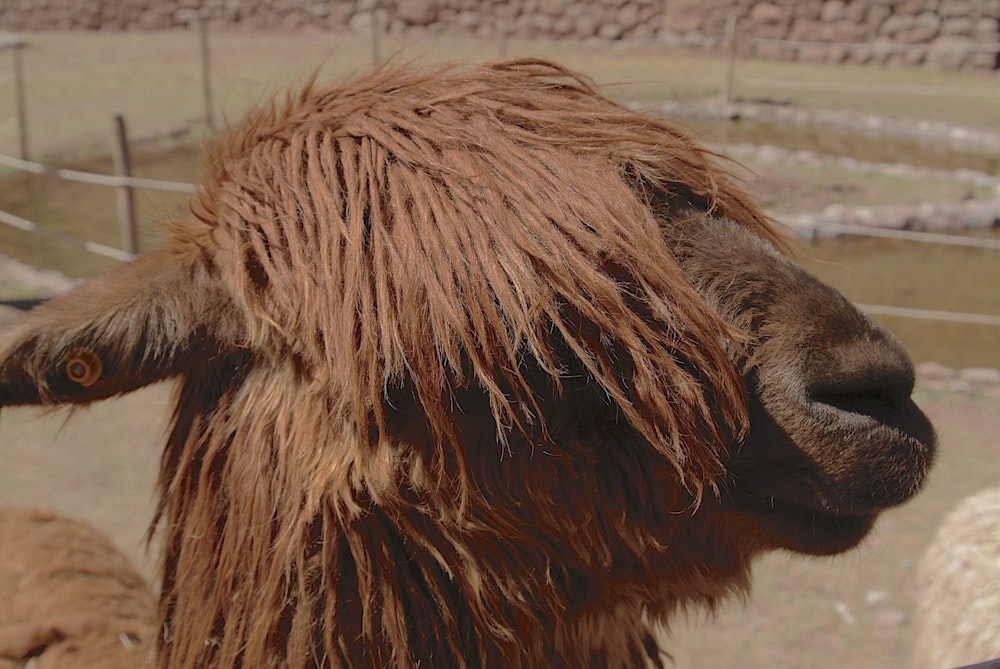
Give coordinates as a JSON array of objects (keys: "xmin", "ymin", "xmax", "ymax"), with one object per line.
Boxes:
[
  {"xmin": 0, "ymin": 153, "xmax": 197, "ymax": 192},
  {"xmin": 0, "ymin": 208, "xmax": 136, "ymax": 262},
  {"xmin": 858, "ymin": 304, "xmax": 1000, "ymax": 327},
  {"xmin": 794, "ymin": 222, "xmax": 1000, "ymax": 250},
  {"xmin": 0, "ymin": 140, "xmax": 997, "ymax": 327}
]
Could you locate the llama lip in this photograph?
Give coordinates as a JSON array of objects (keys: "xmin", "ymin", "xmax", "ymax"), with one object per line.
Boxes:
[
  {"xmin": 808, "ymin": 388, "xmax": 936, "ymax": 450},
  {"xmin": 727, "ymin": 411, "xmax": 933, "ymax": 543},
  {"xmin": 810, "ymin": 398, "xmax": 933, "ymax": 471}
]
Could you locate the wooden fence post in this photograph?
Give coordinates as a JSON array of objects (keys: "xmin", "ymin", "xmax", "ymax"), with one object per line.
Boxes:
[
  {"xmin": 198, "ymin": 15, "xmax": 214, "ymax": 130},
  {"xmin": 110, "ymin": 112, "xmax": 138, "ymax": 256},
  {"xmin": 720, "ymin": 12, "xmax": 738, "ymax": 105},
  {"xmin": 9, "ymin": 37, "xmax": 29, "ymax": 160},
  {"xmin": 371, "ymin": 1, "xmax": 382, "ymax": 64},
  {"xmin": 498, "ymin": 14, "xmax": 509, "ymax": 59}
]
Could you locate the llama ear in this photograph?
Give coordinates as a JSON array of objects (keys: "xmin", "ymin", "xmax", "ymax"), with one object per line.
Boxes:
[{"xmin": 0, "ymin": 251, "xmax": 242, "ymax": 407}]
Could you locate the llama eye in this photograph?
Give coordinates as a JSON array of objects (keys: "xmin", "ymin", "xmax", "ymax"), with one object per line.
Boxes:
[{"xmin": 64, "ymin": 348, "xmax": 102, "ymax": 387}]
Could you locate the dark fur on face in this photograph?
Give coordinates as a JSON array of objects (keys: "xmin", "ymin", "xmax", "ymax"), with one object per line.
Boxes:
[{"xmin": 0, "ymin": 59, "xmax": 934, "ymax": 668}]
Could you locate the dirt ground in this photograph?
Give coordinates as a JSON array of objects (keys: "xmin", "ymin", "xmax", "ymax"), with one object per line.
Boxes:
[{"xmin": 0, "ymin": 352, "xmax": 997, "ymax": 668}]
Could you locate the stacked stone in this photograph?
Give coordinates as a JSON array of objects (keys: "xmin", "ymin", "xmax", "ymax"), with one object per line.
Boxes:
[
  {"xmin": 662, "ymin": 0, "xmax": 1000, "ymax": 69},
  {"xmin": 0, "ymin": 0, "xmax": 665, "ymax": 40},
  {"xmin": 1, "ymin": 0, "xmax": 998, "ymax": 70}
]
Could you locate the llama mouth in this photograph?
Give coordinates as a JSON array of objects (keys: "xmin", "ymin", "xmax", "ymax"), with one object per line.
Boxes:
[
  {"xmin": 808, "ymin": 390, "xmax": 936, "ymax": 453},
  {"xmin": 726, "ymin": 371, "xmax": 935, "ymax": 557}
]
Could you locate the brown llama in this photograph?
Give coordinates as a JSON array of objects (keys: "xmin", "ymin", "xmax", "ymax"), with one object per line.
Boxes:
[
  {"xmin": 0, "ymin": 59, "xmax": 935, "ymax": 668},
  {"xmin": 0, "ymin": 507, "xmax": 155, "ymax": 669}
]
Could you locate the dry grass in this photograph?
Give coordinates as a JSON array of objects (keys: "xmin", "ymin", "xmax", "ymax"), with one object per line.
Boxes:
[
  {"xmin": 1, "ymin": 135, "xmax": 992, "ymax": 281},
  {"xmin": 1, "ymin": 31, "xmax": 997, "ymax": 279},
  {"xmin": 3, "ymin": 32, "xmax": 1000, "ymax": 161},
  {"xmin": 0, "ymin": 31, "xmax": 997, "ymax": 368}
]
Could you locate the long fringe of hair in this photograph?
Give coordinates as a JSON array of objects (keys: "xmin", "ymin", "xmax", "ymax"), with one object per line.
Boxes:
[{"xmin": 192, "ymin": 58, "xmax": 775, "ymax": 495}]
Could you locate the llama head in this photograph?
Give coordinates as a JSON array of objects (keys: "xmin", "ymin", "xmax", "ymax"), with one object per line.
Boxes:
[
  {"xmin": 0, "ymin": 59, "xmax": 934, "ymax": 666},
  {"xmin": 662, "ymin": 213, "xmax": 935, "ymax": 556}
]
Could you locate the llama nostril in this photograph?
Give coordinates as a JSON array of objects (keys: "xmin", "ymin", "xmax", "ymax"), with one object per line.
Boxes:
[{"xmin": 801, "ymin": 331, "xmax": 917, "ymax": 420}]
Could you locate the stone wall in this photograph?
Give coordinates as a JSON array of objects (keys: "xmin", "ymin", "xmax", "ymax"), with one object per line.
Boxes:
[
  {"xmin": 665, "ymin": 0, "xmax": 1000, "ymax": 69},
  {"xmin": 1, "ymin": 0, "xmax": 998, "ymax": 69}
]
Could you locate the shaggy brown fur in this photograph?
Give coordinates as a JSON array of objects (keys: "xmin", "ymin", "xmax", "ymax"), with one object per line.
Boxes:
[
  {"xmin": 0, "ymin": 59, "xmax": 935, "ymax": 668},
  {"xmin": 189, "ymin": 58, "xmax": 780, "ymax": 491},
  {"xmin": 0, "ymin": 507, "xmax": 155, "ymax": 669}
]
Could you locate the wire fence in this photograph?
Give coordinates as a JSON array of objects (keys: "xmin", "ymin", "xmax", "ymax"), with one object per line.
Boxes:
[
  {"xmin": 0, "ymin": 207, "xmax": 135, "ymax": 263},
  {"xmin": 4, "ymin": 17, "xmax": 1000, "ymax": 162},
  {"xmin": 0, "ymin": 152, "xmax": 195, "ymax": 193},
  {"xmin": 0, "ymin": 24, "xmax": 997, "ymax": 344},
  {"xmin": 801, "ymin": 222, "xmax": 1000, "ymax": 251},
  {"xmin": 0, "ymin": 147, "xmax": 996, "ymax": 330}
]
